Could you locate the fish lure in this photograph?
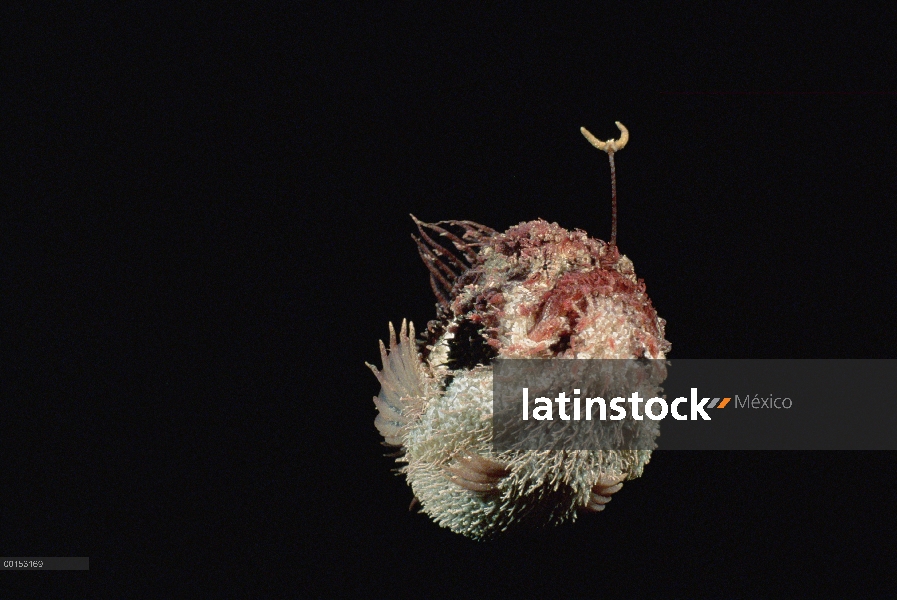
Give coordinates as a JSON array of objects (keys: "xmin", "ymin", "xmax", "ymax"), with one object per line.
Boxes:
[{"xmin": 368, "ymin": 122, "xmax": 670, "ymax": 539}]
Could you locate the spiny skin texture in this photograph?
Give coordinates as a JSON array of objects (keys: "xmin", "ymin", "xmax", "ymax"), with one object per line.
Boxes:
[{"xmin": 369, "ymin": 218, "xmax": 670, "ymax": 539}]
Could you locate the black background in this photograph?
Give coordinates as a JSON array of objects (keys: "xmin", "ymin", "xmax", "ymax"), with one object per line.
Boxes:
[{"xmin": 8, "ymin": 3, "xmax": 897, "ymax": 597}]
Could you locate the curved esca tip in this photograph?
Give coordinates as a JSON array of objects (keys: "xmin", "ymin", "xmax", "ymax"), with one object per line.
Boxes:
[{"xmin": 580, "ymin": 121, "xmax": 628, "ymax": 153}]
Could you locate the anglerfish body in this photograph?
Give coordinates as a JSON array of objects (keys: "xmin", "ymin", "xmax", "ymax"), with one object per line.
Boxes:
[{"xmin": 368, "ymin": 124, "xmax": 670, "ymax": 539}]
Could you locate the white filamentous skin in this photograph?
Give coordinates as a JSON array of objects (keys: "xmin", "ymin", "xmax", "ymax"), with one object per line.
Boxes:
[{"xmin": 403, "ymin": 370, "xmax": 650, "ymax": 539}]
